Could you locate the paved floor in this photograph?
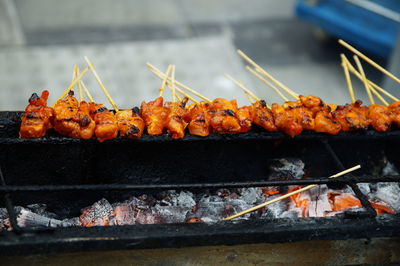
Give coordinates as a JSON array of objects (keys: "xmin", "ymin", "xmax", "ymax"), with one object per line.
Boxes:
[{"xmin": 0, "ymin": 0, "xmax": 388, "ymax": 111}]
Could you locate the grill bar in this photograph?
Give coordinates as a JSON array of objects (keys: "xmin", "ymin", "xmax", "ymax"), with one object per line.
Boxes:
[
  {"xmin": 322, "ymin": 140, "xmax": 377, "ymax": 216},
  {"xmin": 0, "ymin": 175, "xmax": 398, "ymax": 193}
]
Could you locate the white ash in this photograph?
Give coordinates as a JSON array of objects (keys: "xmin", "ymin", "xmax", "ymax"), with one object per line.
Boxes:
[
  {"xmin": 16, "ymin": 208, "xmax": 74, "ymax": 228},
  {"xmin": 239, "ymin": 187, "xmax": 265, "ymax": 205},
  {"xmin": 79, "ymin": 198, "xmax": 113, "ymax": 226},
  {"xmin": 153, "ymin": 205, "xmax": 192, "ymax": 223},
  {"xmin": 268, "ymin": 158, "xmax": 305, "ymax": 180}
]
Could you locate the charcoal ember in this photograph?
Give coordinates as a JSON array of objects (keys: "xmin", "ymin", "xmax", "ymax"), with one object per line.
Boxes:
[
  {"xmin": 225, "ymin": 199, "xmax": 252, "ymax": 218},
  {"xmin": 194, "ymin": 200, "xmax": 226, "ymax": 222},
  {"xmin": 154, "ymin": 205, "xmax": 192, "ymax": 223},
  {"xmin": 381, "ymin": 161, "xmax": 399, "ymax": 176},
  {"xmin": 373, "ymin": 182, "xmax": 400, "ymax": 211},
  {"xmin": 16, "ymin": 208, "xmax": 73, "ymax": 228},
  {"xmin": 0, "ymin": 208, "xmax": 8, "ymax": 230},
  {"xmin": 26, "ymin": 204, "xmax": 58, "ymax": 219},
  {"xmin": 185, "ymin": 217, "xmax": 204, "ymax": 223},
  {"xmin": 261, "ymin": 196, "xmax": 290, "ymax": 219},
  {"xmin": 157, "ymin": 191, "xmax": 196, "ymax": 208},
  {"xmin": 110, "ymin": 205, "xmax": 136, "ymax": 225},
  {"xmin": 268, "ymin": 158, "xmax": 305, "ymax": 180},
  {"xmin": 62, "ymin": 217, "xmax": 81, "ymax": 226},
  {"xmin": 135, "ymin": 208, "xmax": 162, "ymax": 224},
  {"xmin": 79, "ymin": 198, "xmax": 113, "ymax": 227},
  {"xmin": 124, "ymin": 196, "xmax": 151, "ymax": 210},
  {"xmin": 238, "ymin": 187, "xmax": 264, "ymax": 205},
  {"xmin": 280, "ymin": 208, "xmax": 302, "ymax": 218},
  {"xmin": 357, "ymin": 183, "xmax": 371, "ymax": 195}
]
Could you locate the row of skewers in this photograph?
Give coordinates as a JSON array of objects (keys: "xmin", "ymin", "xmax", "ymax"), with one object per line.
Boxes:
[{"xmin": 19, "ymin": 40, "xmax": 400, "ymax": 141}]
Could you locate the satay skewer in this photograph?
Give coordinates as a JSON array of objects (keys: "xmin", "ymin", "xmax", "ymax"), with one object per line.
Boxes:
[
  {"xmin": 237, "ymin": 49, "xmax": 299, "ymax": 99},
  {"xmin": 223, "ymin": 165, "xmax": 361, "ymax": 221},
  {"xmin": 84, "ymin": 56, "xmax": 119, "ymax": 112},
  {"xmin": 75, "ymin": 66, "xmax": 84, "ymax": 102},
  {"xmin": 339, "ymin": 39, "xmax": 400, "ymax": 84},
  {"xmin": 147, "ymin": 62, "xmax": 211, "ymax": 102},
  {"xmin": 225, "ymin": 73, "xmax": 260, "ymax": 101},
  {"xmin": 148, "ymin": 65, "xmax": 199, "ymax": 103},
  {"xmin": 353, "ymin": 55, "xmax": 375, "ymax": 105},
  {"xmin": 80, "ymin": 80, "xmax": 95, "ymax": 103},
  {"xmin": 171, "ymin": 65, "xmax": 176, "ymax": 102},
  {"xmin": 159, "ymin": 65, "xmax": 172, "ymax": 97},
  {"xmin": 342, "ymin": 55, "xmax": 399, "ymax": 102},
  {"xmin": 245, "ymin": 66, "xmax": 290, "ymax": 101},
  {"xmin": 340, "ymin": 54, "xmax": 356, "ymax": 103},
  {"xmin": 52, "ymin": 66, "xmax": 90, "ymax": 107}
]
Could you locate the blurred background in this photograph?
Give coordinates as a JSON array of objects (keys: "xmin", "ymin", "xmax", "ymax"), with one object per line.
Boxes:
[{"xmin": 0, "ymin": 0, "xmax": 399, "ymax": 110}]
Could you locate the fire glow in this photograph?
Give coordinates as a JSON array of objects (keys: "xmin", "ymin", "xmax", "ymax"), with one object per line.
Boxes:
[{"xmin": 1, "ymin": 159, "xmax": 399, "ymax": 230}]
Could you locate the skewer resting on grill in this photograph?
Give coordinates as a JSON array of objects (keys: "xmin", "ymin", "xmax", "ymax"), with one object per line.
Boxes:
[{"xmin": 223, "ymin": 165, "xmax": 361, "ymax": 221}]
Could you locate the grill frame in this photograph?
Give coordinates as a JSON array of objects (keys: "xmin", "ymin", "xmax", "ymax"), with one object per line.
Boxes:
[{"xmin": 1, "ymin": 111, "xmax": 400, "ymax": 255}]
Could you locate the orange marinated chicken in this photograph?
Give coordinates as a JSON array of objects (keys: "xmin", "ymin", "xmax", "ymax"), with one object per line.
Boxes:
[
  {"xmin": 116, "ymin": 107, "xmax": 145, "ymax": 139},
  {"xmin": 20, "ymin": 90, "xmax": 54, "ymax": 138},
  {"xmin": 251, "ymin": 100, "xmax": 277, "ymax": 132},
  {"xmin": 140, "ymin": 97, "xmax": 170, "ymax": 135},
  {"xmin": 187, "ymin": 101, "xmax": 211, "ymax": 137},
  {"xmin": 299, "ymin": 95, "xmax": 341, "ymax": 135},
  {"xmin": 89, "ymin": 103, "xmax": 118, "ymax": 142},
  {"xmin": 208, "ymin": 98, "xmax": 241, "ymax": 133},
  {"xmin": 332, "ymin": 100, "xmax": 370, "ymax": 131},
  {"xmin": 388, "ymin": 101, "xmax": 400, "ymax": 127},
  {"xmin": 314, "ymin": 111, "xmax": 341, "ymax": 135},
  {"xmin": 285, "ymin": 101, "xmax": 315, "ymax": 131},
  {"xmin": 165, "ymin": 97, "xmax": 189, "ymax": 139},
  {"xmin": 53, "ymin": 91, "xmax": 95, "ymax": 139},
  {"xmin": 368, "ymin": 104, "xmax": 392, "ymax": 132},
  {"xmin": 272, "ymin": 103, "xmax": 302, "ymax": 137},
  {"xmin": 236, "ymin": 105, "xmax": 253, "ymax": 132}
]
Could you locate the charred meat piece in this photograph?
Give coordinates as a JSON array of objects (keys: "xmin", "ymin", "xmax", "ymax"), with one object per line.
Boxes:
[
  {"xmin": 332, "ymin": 100, "xmax": 370, "ymax": 131},
  {"xmin": 20, "ymin": 90, "xmax": 54, "ymax": 138},
  {"xmin": 140, "ymin": 97, "xmax": 170, "ymax": 135},
  {"xmin": 208, "ymin": 98, "xmax": 241, "ymax": 133},
  {"xmin": 388, "ymin": 101, "xmax": 400, "ymax": 127},
  {"xmin": 89, "ymin": 103, "xmax": 118, "ymax": 142},
  {"xmin": 116, "ymin": 108, "xmax": 145, "ymax": 139},
  {"xmin": 272, "ymin": 103, "xmax": 302, "ymax": 137},
  {"xmin": 187, "ymin": 101, "xmax": 211, "ymax": 137},
  {"xmin": 53, "ymin": 91, "xmax": 95, "ymax": 139},
  {"xmin": 368, "ymin": 104, "xmax": 392, "ymax": 132},
  {"xmin": 252, "ymin": 100, "xmax": 277, "ymax": 132},
  {"xmin": 165, "ymin": 97, "xmax": 189, "ymax": 139},
  {"xmin": 236, "ymin": 105, "xmax": 253, "ymax": 132}
]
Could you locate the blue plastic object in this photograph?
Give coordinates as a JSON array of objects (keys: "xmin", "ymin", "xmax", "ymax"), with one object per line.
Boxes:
[{"xmin": 295, "ymin": 0, "xmax": 400, "ymax": 58}]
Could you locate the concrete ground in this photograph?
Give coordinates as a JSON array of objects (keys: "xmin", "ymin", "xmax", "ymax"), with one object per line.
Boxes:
[{"xmin": 0, "ymin": 0, "xmax": 388, "ymax": 110}]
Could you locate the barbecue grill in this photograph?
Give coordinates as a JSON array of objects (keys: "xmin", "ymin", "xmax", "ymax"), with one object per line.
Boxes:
[{"xmin": 0, "ymin": 111, "xmax": 399, "ymax": 256}]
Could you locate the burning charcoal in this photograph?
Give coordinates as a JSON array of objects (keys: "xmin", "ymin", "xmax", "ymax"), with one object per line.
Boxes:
[
  {"xmin": 79, "ymin": 198, "xmax": 113, "ymax": 227},
  {"xmin": 110, "ymin": 205, "xmax": 136, "ymax": 225},
  {"xmin": 176, "ymin": 191, "xmax": 196, "ymax": 208},
  {"xmin": 381, "ymin": 161, "xmax": 399, "ymax": 176},
  {"xmin": 357, "ymin": 183, "xmax": 371, "ymax": 195},
  {"xmin": 194, "ymin": 200, "xmax": 226, "ymax": 222},
  {"xmin": 135, "ymin": 208, "xmax": 162, "ymax": 224},
  {"xmin": 280, "ymin": 208, "xmax": 302, "ymax": 218},
  {"xmin": 268, "ymin": 158, "xmax": 305, "ymax": 180},
  {"xmin": 373, "ymin": 182, "xmax": 400, "ymax": 211},
  {"xmin": 185, "ymin": 217, "xmax": 204, "ymax": 223},
  {"xmin": 26, "ymin": 204, "xmax": 58, "ymax": 219},
  {"xmin": 16, "ymin": 208, "xmax": 74, "ymax": 228},
  {"xmin": 62, "ymin": 217, "xmax": 81, "ymax": 226},
  {"xmin": 261, "ymin": 197, "xmax": 290, "ymax": 219},
  {"xmin": 239, "ymin": 187, "xmax": 264, "ymax": 205},
  {"xmin": 0, "ymin": 208, "xmax": 8, "ymax": 230},
  {"xmin": 154, "ymin": 205, "xmax": 192, "ymax": 223},
  {"xmin": 125, "ymin": 196, "xmax": 151, "ymax": 210}
]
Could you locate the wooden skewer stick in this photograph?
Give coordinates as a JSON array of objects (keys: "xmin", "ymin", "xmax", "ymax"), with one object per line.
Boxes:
[
  {"xmin": 369, "ymin": 85, "xmax": 389, "ymax": 106},
  {"xmin": 160, "ymin": 65, "xmax": 172, "ymax": 97},
  {"xmin": 237, "ymin": 49, "xmax": 299, "ymax": 99},
  {"xmin": 84, "ymin": 56, "xmax": 119, "ymax": 112},
  {"xmin": 171, "ymin": 65, "xmax": 176, "ymax": 103},
  {"xmin": 340, "ymin": 54, "xmax": 356, "ymax": 103},
  {"xmin": 80, "ymin": 80, "xmax": 95, "ymax": 103},
  {"xmin": 224, "ymin": 165, "xmax": 361, "ymax": 221},
  {"xmin": 147, "ymin": 65, "xmax": 199, "ymax": 103},
  {"xmin": 174, "ymin": 90, "xmax": 182, "ymax": 102},
  {"xmin": 339, "ymin": 39, "xmax": 400, "ymax": 84},
  {"xmin": 224, "ymin": 73, "xmax": 260, "ymax": 101},
  {"xmin": 75, "ymin": 66, "xmax": 84, "ymax": 102},
  {"xmin": 245, "ymin": 66, "xmax": 290, "ymax": 101},
  {"xmin": 244, "ymin": 91, "xmax": 256, "ymax": 103},
  {"xmin": 353, "ymin": 55, "xmax": 375, "ymax": 105},
  {"xmin": 52, "ymin": 66, "xmax": 90, "ymax": 107},
  {"xmin": 147, "ymin": 62, "xmax": 211, "ymax": 102},
  {"xmin": 342, "ymin": 55, "xmax": 400, "ymax": 102}
]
